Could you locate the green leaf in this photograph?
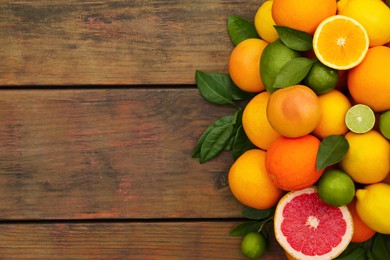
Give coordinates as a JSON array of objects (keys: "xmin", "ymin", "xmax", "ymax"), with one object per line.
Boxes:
[
  {"xmin": 192, "ymin": 115, "xmax": 234, "ymax": 158},
  {"xmin": 229, "ymin": 221, "xmax": 261, "ymax": 237},
  {"xmin": 316, "ymin": 135, "xmax": 349, "ymax": 170},
  {"xmin": 336, "ymin": 247, "xmax": 366, "ymax": 260},
  {"xmin": 227, "ymin": 15, "xmax": 260, "ymax": 46},
  {"xmin": 208, "ymin": 73, "xmax": 254, "ymax": 101},
  {"xmin": 273, "ymin": 57, "xmax": 314, "ymax": 89},
  {"xmin": 200, "ymin": 123, "xmax": 234, "ymax": 163},
  {"xmin": 195, "ymin": 70, "xmax": 236, "ymax": 106},
  {"xmin": 274, "ymin": 26, "xmax": 313, "ymax": 51},
  {"xmin": 242, "ymin": 207, "xmax": 274, "ymax": 220},
  {"xmin": 232, "ymin": 125, "xmax": 256, "ymax": 160},
  {"xmin": 370, "ymin": 234, "xmax": 390, "ymax": 260}
]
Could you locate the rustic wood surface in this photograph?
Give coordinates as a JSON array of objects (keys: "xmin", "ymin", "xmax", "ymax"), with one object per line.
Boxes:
[
  {"xmin": 0, "ymin": 0, "xmax": 289, "ymax": 259},
  {"xmin": 0, "ymin": 89, "xmax": 241, "ymax": 220},
  {"xmin": 0, "ymin": 222, "xmax": 285, "ymax": 259},
  {"xmin": 0, "ymin": 0, "xmax": 261, "ymax": 85}
]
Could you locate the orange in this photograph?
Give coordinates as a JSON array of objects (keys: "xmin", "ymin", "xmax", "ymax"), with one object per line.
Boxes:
[
  {"xmin": 272, "ymin": 0, "xmax": 337, "ymax": 34},
  {"xmin": 266, "ymin": 85, "xmax": 321, "ymax": 138},
  {"xmin": 229, "ymin": 38, "xmax": 268, "ymax": 92},
  {"xmin": 313, "ymin": 90, "xmax": 351, "ymax": 139},
  {"xmin": 347, "ymin": 199, "xmax": 376, "ymax": 243},
  {"xmin": 228, "ymin": 149, "xmax": 284, "ymax": 209},
  {"xmin": 313, "ymin": 15, "xmax": 369, "ymax": 70},
  {"xmin": 242, "ymin": 92, "xmax": 281, "ymax": 150},
  {"xmin": 265, "ymin": 135, "xmax": 325, "ymax": 191},
  {"xmin": 348, "ymin": 46, "xmax": 390, "ymax": 112}
]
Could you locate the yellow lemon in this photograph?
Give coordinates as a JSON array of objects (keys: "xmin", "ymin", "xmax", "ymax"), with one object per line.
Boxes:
[
  {"xmin": 340, "ymin": 130, "xmax": 390, "ymax": 184},
  {"xmin": 338, "ymin": 0, "xmax": 390, "ymax": 46},
  {"xmin": 254, "ymin": 1, "xmax": 279, "ymax": 43},
  {"xmin": 355, "ymin": 183, "xmax": 390, "ymax": 234},
  {"xmin": 313, "ymin": 90, "xmax": 351, "ymax": 139}
]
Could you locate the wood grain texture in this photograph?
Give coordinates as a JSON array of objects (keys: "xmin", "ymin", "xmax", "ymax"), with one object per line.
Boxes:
[
  {"xmin": 0, "ymin": 0, "xmax": 263, "ymax": 86},
  {"xmin": 0, "ymin": 88, "xmax": 244, "ymax": 220},
  {"xmin": 0, "ymin": 222, "xmax": 286, "ymax": 259}
]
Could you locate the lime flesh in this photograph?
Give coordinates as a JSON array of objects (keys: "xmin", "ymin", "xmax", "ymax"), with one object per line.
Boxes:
[{"xmin": 345, "ymin": 104, "xmax": 375, "ymax": 134}]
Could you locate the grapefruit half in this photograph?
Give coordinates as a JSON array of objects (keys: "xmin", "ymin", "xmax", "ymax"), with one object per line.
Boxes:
[{"xmin": 274, "ymin": 187, "xmax": 353, "ymax": 259}]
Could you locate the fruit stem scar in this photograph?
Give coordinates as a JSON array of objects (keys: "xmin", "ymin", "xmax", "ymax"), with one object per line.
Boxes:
[{"xmin": 306, "ymin": 215, "xmax": 320, "ymax": 229}]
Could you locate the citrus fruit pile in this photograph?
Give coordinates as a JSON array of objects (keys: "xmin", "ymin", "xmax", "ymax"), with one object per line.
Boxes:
[{"xmin": 192, "ymin": 0, "xmax": 390, "ymax": 259}]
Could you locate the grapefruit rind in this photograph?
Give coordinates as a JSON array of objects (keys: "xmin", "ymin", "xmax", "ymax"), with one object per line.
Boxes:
[
  {"xmin": 313, "ymin": 15, "xmax": 369, "ymax": 70},
  {"xmin": 274, "ymin": 187, "xmax": 353, "ymax": 260}
]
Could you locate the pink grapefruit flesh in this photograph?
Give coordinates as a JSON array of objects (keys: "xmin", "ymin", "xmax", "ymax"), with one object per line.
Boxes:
[{"xmin": 274, "ymin": 187, "xmax": 353, "ymax": 259}]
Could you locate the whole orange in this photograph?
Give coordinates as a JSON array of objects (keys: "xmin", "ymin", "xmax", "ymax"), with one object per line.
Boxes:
[
  {"xmin": 272, "ymin": 0, "xmax": 337, "ymax": 34},
  {"xmin": 347, "ymin": 199, "xmax": 376, "ymax": 243},
  {"xmin": 267, "ymin": 85, "xmax": 321, "ymax": 138},
  {"xmin": 348, "ymin": 46, "xmax": 390, "ymax": 112},
  {"xmin": 265, "ymin": 135, "xmax": 324, "ymax": 191},
  {"xmin": 228, "ymin": 149, "xmax": 284, "ymax": 209},
  {"xmin": 229, "ymin": 38, "xmax": 268, "ymax": 92},
  {"xmin": 242, "ymin": 91, "xmax": 281, "ymax": 150}
]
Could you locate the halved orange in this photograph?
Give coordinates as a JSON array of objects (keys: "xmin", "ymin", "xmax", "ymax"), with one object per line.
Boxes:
[{"xmin": 313, "ymin": 15, "xmax": 369, "ymax": 70}]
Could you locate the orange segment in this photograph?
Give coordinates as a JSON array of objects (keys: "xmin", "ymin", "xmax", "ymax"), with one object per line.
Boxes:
[{"xmin": 313, "ymin": 15, "xmax": 369, "ymax": 70}]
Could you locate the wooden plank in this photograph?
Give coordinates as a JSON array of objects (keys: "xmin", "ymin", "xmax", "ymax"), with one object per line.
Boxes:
[
  {"xmin": 0, "ymin": 0, "xmax": 263, "ymax": 86},
  {"xmin": 0, "ymin": 88, "xmax": 244, "ymax": 220},
  {"xmin": 0, "ymin": 222, "xmax": 285, "ymax": 259}
]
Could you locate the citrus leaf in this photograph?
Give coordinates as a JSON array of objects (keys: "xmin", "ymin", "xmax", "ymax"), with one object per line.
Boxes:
[
  {"xmin": 316, "ymin": 135, "xmax": 349, "ymax": 170},
  {"xmin": 274, "ymin": 26, "xmax": 313, "ymax": 51},
  {"xmin": 370, "ymin": 234, "xmax": 390, "ymax": 260},
  {"xmin": 227, "ymin": 15, "xmax": 260, "ymax": 46},
  {"xmin": 336, "ymin": 247, "xmax": 366, "ymax": 260},
  {"xmin": 229, "ymin": 221, "xmax": 261, "ymax": 237},
  {"xmin": 232, "ymin": 125, "xmax": 256, "ymax": 160},
  {"xmin": 242, "ymin": 207, "xmax": 274, "ymax": 220},
  {"xmin": 207, "ymin": 73, "xmax": 254, "ymax": 101},
  {"xmin": 192, "ymin": 115, "xmax": 234, "ymax": 158},
  {"xmin": 200, "ymin": 123, "xmax": 234, "ymax": 163},
  {"xmin": 195, "ymin": 70, "xmax": 236, "ymax": 106},
  {"xmin": 273, "ymin": 57, "xmax": 314, "ymax": 89}
]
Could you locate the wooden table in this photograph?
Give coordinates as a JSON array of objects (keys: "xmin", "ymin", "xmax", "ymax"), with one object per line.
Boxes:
[{"xmin": 0, "ymin": 1, "xmax": 286, "ymax": 258}]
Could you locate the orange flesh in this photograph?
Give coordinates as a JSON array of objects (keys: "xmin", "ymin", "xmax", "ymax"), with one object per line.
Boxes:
[{"xmin": 316, "ymin": 18, "xmax": 367, "ymax": 67}]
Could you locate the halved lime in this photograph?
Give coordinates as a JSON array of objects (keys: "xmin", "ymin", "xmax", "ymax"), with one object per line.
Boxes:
[{"xmin": 345, "ymin": 104, "xmax": 375, "ymax": 134}]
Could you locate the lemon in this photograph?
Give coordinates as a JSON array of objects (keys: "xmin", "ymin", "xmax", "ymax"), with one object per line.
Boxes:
[
  {"xmin": 340, "ymin": 130, "xmax": 390, "ymax": 184},
  {"xmin": 241, "ymin": 232, "xmax": 267, "ymax": 259},
  {"xmin": 355, "ymin": 183, "xmax": 390, "ymax": 234},
  {"xmin": 338, "ymin": 0, "xmax": 390, "ymax": 46},
  {"xmin": 254, "ymin": 1, "xmax": 279, "ymax": 43}
]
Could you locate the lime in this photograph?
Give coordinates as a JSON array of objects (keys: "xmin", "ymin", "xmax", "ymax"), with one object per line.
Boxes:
[
  {"xmin": 345, "ymin": 104, "xmax": 375, "ymax": 134},
  {"xmin": 379, "ymin": 110, "xmax": 390, "ymax": 140},
  {"xmin": 260, "ymin": 39, "xmax": 300, "ymax": 93},
  {"xmin": 241, "ymin": 232, "xmax": 267, "ymax": 259},
  {"xmin": 317, "ymin": 169, "xmax": 355, "ymax": 206},
  {"xmin": 303, "ymin": 60, "xmax": 338, "ymax": 94}
]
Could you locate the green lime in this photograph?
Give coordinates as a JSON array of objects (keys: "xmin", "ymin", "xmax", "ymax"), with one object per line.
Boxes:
[
  {"xmin": 379, "ymin": 110, "xmax": 390, "ymax": 140},
  {"xmin": 241, "ymin": 232, "xmax": 266, "ymax": 259},
  {"xmin": 260, "ymin": 39, "xmax": 300, "ymax": 93},
  {"xmin": 345, "ymin": 104, "xmax": 375, "ymax": 134},
  {"xmin": 303, "ymin": 60, "xmax": 338, "ymax": 94},
  {"xmin": 317, "ymin": 169, "xmax": 355, "ymax": 207}
]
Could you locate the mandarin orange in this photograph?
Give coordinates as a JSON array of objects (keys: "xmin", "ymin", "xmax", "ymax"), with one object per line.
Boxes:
[{"xmin": 265, "ymin": 135, "xmax": 324, "ymax": 191}]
